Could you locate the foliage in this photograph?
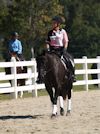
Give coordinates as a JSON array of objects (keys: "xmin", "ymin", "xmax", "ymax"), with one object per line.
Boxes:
[
  {"xmin": 0, "ymin": 0, "xmax": 100, "ymax": 60},
  {"xmin": 60, "ymin": 0, "xmax": 100, "ymax": 57}
]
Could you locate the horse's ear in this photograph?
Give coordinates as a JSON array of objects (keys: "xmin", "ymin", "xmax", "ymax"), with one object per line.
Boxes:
[{"xmin": 42, "ymin": 50, "xmax": 46, "ymax": 56}]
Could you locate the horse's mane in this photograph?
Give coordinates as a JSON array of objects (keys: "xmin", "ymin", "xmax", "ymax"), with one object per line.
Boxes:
[
  {"xmin": 44, "ymin": 52, "xmax": 66, "ymax": 70},
  {"xmin": 41, "ymin": 52, "xmax": 67, "ymax": 83}
]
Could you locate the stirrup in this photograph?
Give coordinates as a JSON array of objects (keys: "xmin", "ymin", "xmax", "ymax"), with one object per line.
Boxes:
[
  {"xmin": 72, "ymin": 75, "xmax": 76, "ymax": 82},
  {"xmin": 36, "ymin": 79, "xmax": 43, "ymax": 84}
]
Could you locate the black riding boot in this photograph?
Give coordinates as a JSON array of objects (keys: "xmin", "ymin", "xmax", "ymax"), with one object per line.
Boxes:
[
  {"xmin": 36, "ymin": 71, "xmax": 44, "ymax": 84},
  {"xmin": 63, "ymin": 55, "xmax": 76, "ymax": 82},
  {"xmin": 70, "ymin": 66, "xmax": 76, "ymax": 82},
  {"xmin": 36, "ymin": 77, "xmax": 43, "ymax": 84},
  {"xmin": 67, "ymin": 58, "xmax": 76, "ymax": 82}
]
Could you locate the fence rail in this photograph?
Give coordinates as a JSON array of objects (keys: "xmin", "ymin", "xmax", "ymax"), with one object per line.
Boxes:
[{"xmin": 0, "ymin": 56, "xmax": 100, "ymax": 99}]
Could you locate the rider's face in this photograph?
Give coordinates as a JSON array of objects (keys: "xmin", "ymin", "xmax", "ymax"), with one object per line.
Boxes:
[
  {"xmin": 52, "ymin": 21, "xmax": 59, "ymax": 29},
  {"xmin": 12, "ymin": 35, "xmax": 18, "ymax": 39}
]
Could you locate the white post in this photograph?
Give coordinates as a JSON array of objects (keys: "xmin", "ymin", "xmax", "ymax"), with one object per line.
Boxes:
[
  {"xmin": 31, "ymin": 58, "xmax": 37, "ymax": 97},
  {"xmin": 11, "ymin": 57, "xmax": 18, "ymax": 99},
  {"xmin": 31, "ymin": 47, "xmax": 34, "ymax": 59},
  {"xmin": 97, "ymin": 56, "xmax": 100, "ymax": 88},
  {"xmin": 83, "ymin": 56, "xmax": 88, "ymax": 91}
]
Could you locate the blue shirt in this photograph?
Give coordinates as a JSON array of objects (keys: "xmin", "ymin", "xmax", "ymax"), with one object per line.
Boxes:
[{"xmin": 8, "ymin": 39, "xmax": 22, "ymax": 54}]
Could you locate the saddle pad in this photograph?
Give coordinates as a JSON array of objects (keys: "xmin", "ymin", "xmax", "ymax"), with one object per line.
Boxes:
[{"xmin": 60, "ymin": 56, "xmax": 67, "ymax": 69}]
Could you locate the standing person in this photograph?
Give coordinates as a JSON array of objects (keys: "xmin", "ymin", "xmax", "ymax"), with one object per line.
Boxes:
[
  {"xmin": 45, "ymin": 16, "xmax": 76, "ymax": 82},
  {"xmin": 8, "ymin": 32, "xmax": 24, "ymax": 61}
]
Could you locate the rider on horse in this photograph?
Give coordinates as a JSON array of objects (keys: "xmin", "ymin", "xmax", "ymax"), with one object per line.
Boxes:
[
  {"xmin": 36, "ymin": 16, "xmax": 76, "ymax": 83},
  {"xmin": 8, "ymin": 32, "xmax": 24, "ymax": 61}
]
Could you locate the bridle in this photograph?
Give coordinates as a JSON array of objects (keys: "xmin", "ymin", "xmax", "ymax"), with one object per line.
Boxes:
[{"xmin": 41, "ymin": 54, "xmax": 61, "ymax": 75}]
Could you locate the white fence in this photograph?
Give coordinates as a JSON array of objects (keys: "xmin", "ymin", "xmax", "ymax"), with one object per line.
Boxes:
[{"xmin": 0, "ymin": 56, "xmax": 100, "ymax": 99}]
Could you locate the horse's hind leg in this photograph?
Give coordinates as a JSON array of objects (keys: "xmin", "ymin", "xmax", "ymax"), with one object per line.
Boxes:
[
  {"xmin": 17, "ymin": 79, "xmax": 25, "ymax": 98},
  {"xmin": 59, "ymin": 90, "xmax": 64, "ymax": 115},
  {"xmin": 67, "ymin": 89, "xmax": 72, "ymax": 115}
]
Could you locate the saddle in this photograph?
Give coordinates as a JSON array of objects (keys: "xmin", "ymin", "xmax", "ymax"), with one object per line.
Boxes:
[
  {"xmin": 50, "ymin": 51, "xmax": 76, "ymax": 82},
  {"xmin": 45, "ymin": 50, "xmax": 69, "ymax": 69},
  {"xmin": 60, "ymin": 55, "xmax": 68, "ymax": 69},
  {"xmin": 43, "ymin": 49, "xmax": 76, "ymax": 82}
]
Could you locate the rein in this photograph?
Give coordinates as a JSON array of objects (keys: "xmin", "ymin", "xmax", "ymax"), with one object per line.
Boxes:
[{"xmin": 39, "ymin": 52, "xmax": 67, "ymax": 77}]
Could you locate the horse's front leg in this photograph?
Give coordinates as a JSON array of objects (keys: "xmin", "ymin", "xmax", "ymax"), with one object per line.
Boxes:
[
  {"xmin": 59, "ymin": 96, "xmax": 64, "ymax": 116},
  {"xmin": 51, "ymin": 88, "xmax": 60, "ymax": 118},
  {"xmin": 45, "ymin": 86, "xmax": 57, "ymax": 117},
  {"xmin": 52, "ymin": 96, "xmax": 58, "ymax": 117}
]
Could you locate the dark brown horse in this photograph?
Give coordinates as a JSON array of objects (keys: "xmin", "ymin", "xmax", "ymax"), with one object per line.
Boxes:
[
  {"xmin": 36, "ymin": 52, "xmax": 73, "ymax": 117},
  {"xmin": 5, "ymin": 52, "xmax": 27, "ymax": 88}
]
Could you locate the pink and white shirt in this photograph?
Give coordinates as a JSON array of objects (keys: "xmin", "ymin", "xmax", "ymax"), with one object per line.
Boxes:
[{"xmin": 47, "ymin": 29, "xmax": 69, "ymax": 48}]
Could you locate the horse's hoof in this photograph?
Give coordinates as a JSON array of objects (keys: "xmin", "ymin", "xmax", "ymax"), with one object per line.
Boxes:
[
  {"xmin": 51, "ymin": 113, "xmax": 57, "ymax": 118},
  {"xmin": 60, "ymin": 107, "xmax": 64, "ymax": 116},
  {"xmin": 66, "ymin": 110, "xmax": 71, "ymax": 116}
]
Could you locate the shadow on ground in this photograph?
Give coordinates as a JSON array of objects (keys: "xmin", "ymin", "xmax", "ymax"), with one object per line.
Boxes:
[{"xmin": 0, "ymin": 114, "xmax": 44, "ymax": 120}]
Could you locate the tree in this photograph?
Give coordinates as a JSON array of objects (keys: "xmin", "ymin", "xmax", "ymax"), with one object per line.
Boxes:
[
  {"xmin": 60, "ymin": 0, "xmax": 100, "ymax": 58},
  {"xmin": 0, "ymin": 0, "xmax": 99, "ymax": 59},
  {"xmin": 1, "ymin": 0, "xmax": 63, "ymax": 59},
  {"xmin": 0, "ymin": 0, "xmax": 9, "ymax": 35}
]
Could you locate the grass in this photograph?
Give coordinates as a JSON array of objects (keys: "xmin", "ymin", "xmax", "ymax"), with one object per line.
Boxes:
[
  {"xmin": 0, "ymin": 90, "xmax": 48, "ymax": 101},
  {"xmin": 0, "ymin": 85, "xmax": 99, "ymax": 101},
  {"xmin": 73, "ymin": 84, "xmax": 99, "ymax": 92},
  {"xmin": 0, "ymin": 67, "xmax": 5, "ymax": 73},
  {"xmin": 0, "ymin": 93, "xmax": 12, "ymax": 101}
]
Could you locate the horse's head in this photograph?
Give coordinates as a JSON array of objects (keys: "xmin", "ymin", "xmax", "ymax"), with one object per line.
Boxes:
[{"xmin": 36, "ymin": 54, "xmax": 47, "ymax": 82}]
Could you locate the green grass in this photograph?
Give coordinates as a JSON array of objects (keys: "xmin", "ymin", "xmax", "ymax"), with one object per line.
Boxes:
[
  {"xmin": 0, "ymin": 85, "xmax": 99, "ymax": 101},
  {"xmin": 0, "ymin": 93, "xmax": 12, "ymax": 101},
  {"xmin": 73, "ymin": 84, "xmax": 99, "ymax": 92},
  {"xmin": 0, "ymin": 90, "xmax": 48, "ymax": 101},
  {"xmin": 0, "ymin": 67, "xmax": 5, "ymax": 72}
]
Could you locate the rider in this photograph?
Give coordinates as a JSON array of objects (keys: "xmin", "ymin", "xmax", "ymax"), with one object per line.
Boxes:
[
  {"xmin": 8, "ymin": 32, "xmax": 24, "ymax": 61},
  {"xmin": 45, "ymin": 16, "xmax": 76, "ymax": 82}
]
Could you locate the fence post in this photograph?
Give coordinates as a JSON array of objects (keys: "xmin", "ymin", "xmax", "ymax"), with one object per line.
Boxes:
[
  {"xmin": 31, "ymin": 58, "xmax": 37, "ymax": 97},
  {"xmin": 97, "ymin": 56, "xmax": 100, "ymax": 88},
  {"xmin": 83, "ymin": 56, "xmax": 88, "ymax": 91},
  {"xmin": 11, "ymin": 57, "xmax": 18, "ymax": 99}
]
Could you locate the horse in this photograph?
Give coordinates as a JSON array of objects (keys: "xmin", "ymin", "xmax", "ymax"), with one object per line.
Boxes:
[
  {"xmin": 36, "ymin": 52, "xmax": 73, "ymax": 117},
  {"xmin": 91, "ymin": 63, "xmax": 98, "ymax": 87},
  {"xmin": 5, "ymin": 52, "xmax": 27, "ymax": 97}
]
